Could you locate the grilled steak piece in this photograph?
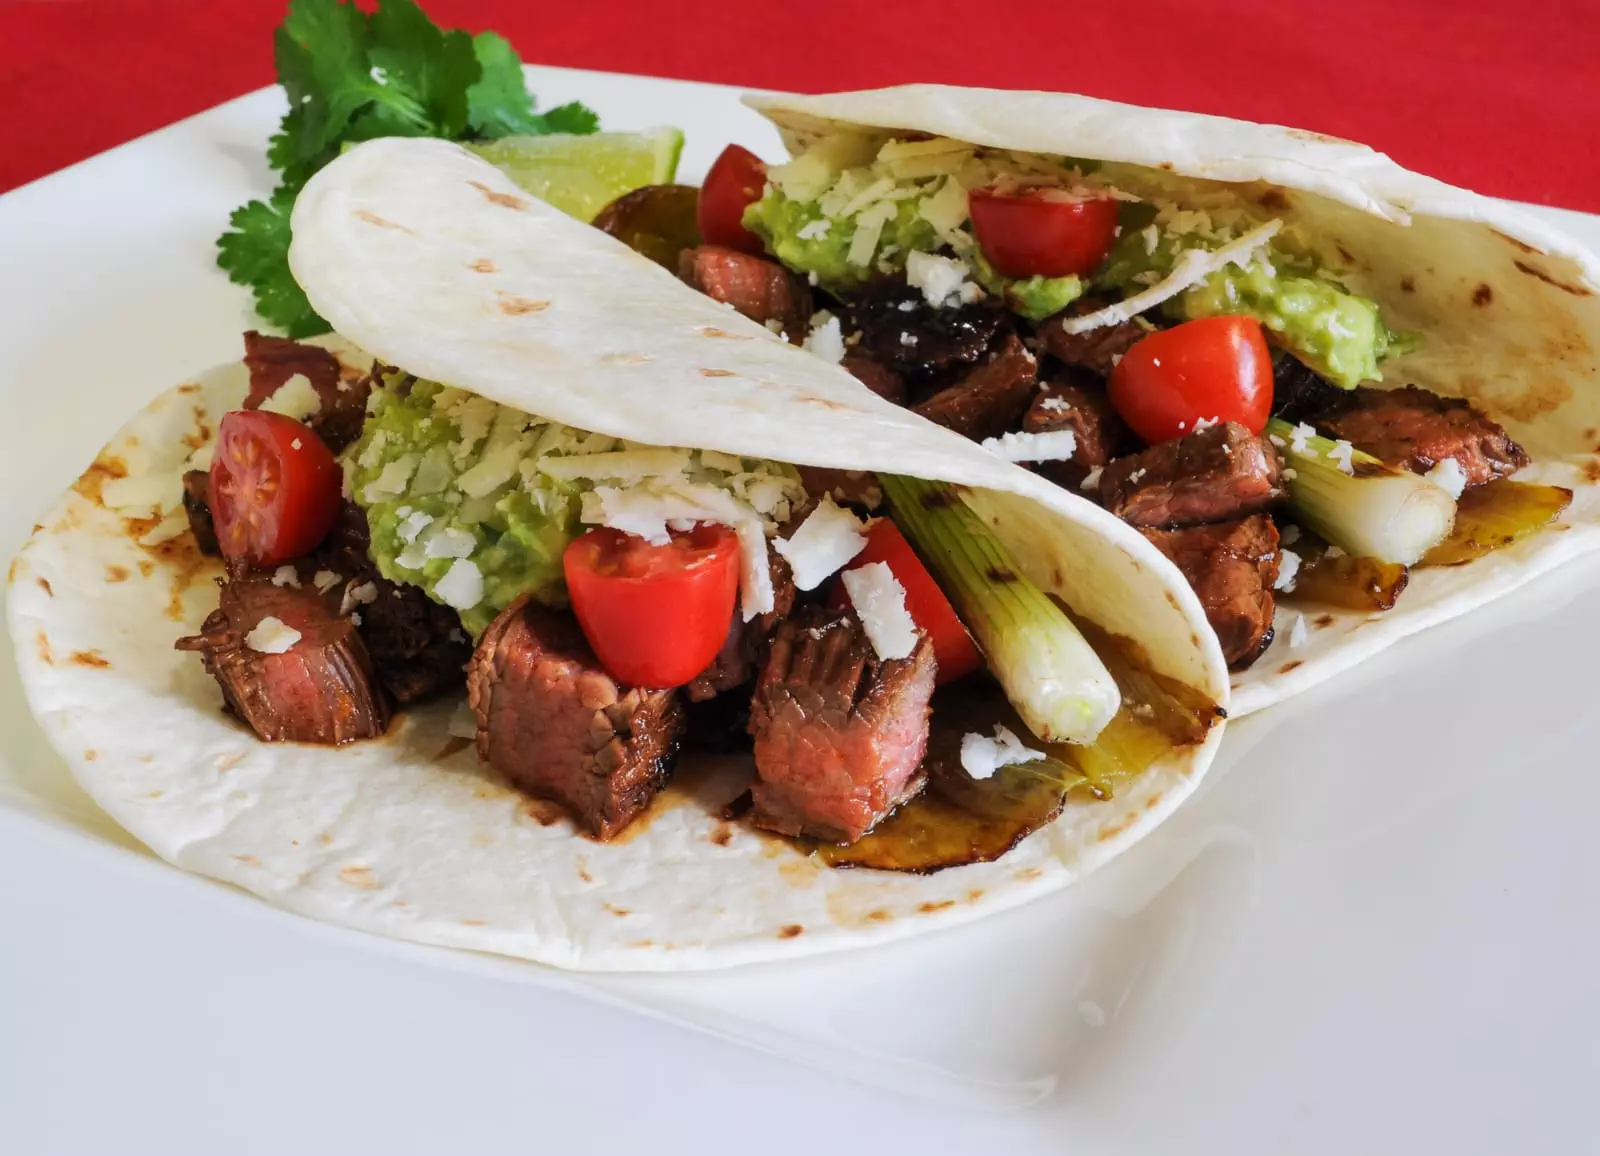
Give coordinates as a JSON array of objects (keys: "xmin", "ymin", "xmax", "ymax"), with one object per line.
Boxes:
[
  {"xmin": 314, "ymin": 501, "xmax": 471, "ymax": 705},
  {"xmin": 1100, "ymin": 421, "xmax": 1286, "ymax": 528},
  {"xmin": 845, "ymin": 283, "xmax": 1009, "ymax": 390},
  {"xmin": 1036, "ymin": 298, "xmax": 1146, "ymax": 375},
  {"xmin": 242, "ymin": 330, "xmax": 373, "ymax": 453},
  {"xmin": 1316, "ymin": 385, "xmax": 1530, "ymax": 486},
  {"xmin": 687, "ymin": 553, "xmax": 798, "ymax": 702},
  {"xmin": 182, "ymin": 469, "xmax": 219, "ymax": 556},
  {"xmin": 468, "ymin": 598, "xmax": 684, "ymax": 840},
  {"xmin": 681, "ymin": 245, "xmax": 812, "ymax": 343},
  {"xmin": 1021, "ymin": 371, "xmax": 1133, "ymax": 489},
  {"xmin": 175, "ymin": 575, "xmax": 389, "ymax": 744},
  {"xmin": 840, "ymin": 350, "xmax": 906, "ymax": 404},
  {"xmin": 1270, "ymin": 353, "xmax": 1346, "ymax": 425},
  {"xmin": 1142, "ymin": 515, "xmax": 1281, "ymax": 671},
  {"xmin": 748, "ymin": 606, "xmax": 936, "ymax": 843},
  {"xmin": 913, "ymin": 333, "xmax": 1038, "ymax": 441}
]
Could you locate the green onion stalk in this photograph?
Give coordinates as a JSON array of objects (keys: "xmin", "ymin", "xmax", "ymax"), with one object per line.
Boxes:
[
  {"xmin": 881, "ymin": 474, "xmax": 1120, "ymax": 745},
  {"xmin": 1266, "ymin": 418, "xmax": 1457, "ymax": 565}
]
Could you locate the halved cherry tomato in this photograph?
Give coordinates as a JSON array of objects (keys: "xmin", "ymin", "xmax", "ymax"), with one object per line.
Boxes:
[
  {"xmin": 209, "ymin": 410, "xmax": 341, "ymax": 567},
  {"xmin": 563, "ymin": 524, "xmax": 741, "ymax": 689},
  {"xmin": 1108, "ymin": 315, "xmax": 1274, "ymax": 442},
  {"xmin": 968, "ymin": 188, "xmax": 1120, "ymax": 279},
  {"xmin": 698, "ymin": 144, "xmax": 768, "ymax": 255},
  {"xmin": 833, "ymin": 519, "xmax": 983, "ymax": 685}
]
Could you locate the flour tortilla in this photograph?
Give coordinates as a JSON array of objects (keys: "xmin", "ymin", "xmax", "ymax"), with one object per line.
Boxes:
[
  {"xmin": 746, "ymin": 86, "xmax": 1600, "ymax": 714},
  {"xmin": 7, "ymin": 137, "xmax": 1226, "ymax": 971}
]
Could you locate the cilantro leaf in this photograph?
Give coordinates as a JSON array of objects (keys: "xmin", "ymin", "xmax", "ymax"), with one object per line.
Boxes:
[
  {"xmin": 219, "ymin": 0, "xmax": 602, "ymax": 336},
  {"xmin": 368, "ymin": 0, "xmax": 479, "ymax": 139},
  {"xmin": 538, "ymin": 101, "xmax": 602, "ymax": 136},
  {"xmin": 465, "ymin": 32, "xmax": 545, "ymax": 138},
  {"xmin": 217, "ymin": 186, "xmax": 327, "ymax": 338}
]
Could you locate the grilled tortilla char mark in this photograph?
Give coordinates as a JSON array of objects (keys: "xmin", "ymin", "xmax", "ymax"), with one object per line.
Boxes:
[
  {"xmin": 314, "ymin": 502, "xmax": 472, "ymax": 705},
  {"xmin": 845, "ymin": 283, "xmax": 1009, "ymax": 391},
  {"xmin": 1141, "ymin": 515, "xmax": 1281, "ymax": 671},
  {"xmin": 175, "ymin": 574, "xmax": 389, "ymax": 744},
  {"xmin": 468, "ymin": 597, "xmax": 684, "ymax": 841},
  {"xmin": 1036, "ymin": 297, "xmax": 1147, "ymax": 376},
  {"xmin": 680, "ymin": 244, "xmax": 813, "ymax": 344},
  {"xmin": 748, "ymin": 605, "xmax": 936, "ymax": 844},
  {"xmin": 241, "ymin": 331, "xmax": 373, "ymax": 454},
  {"xmin": 687, "ymin": 550, "xmax": 798, "ymax": 703},
  {"xmin": 1021, "ymin": 369, "xmax": 1133, "ymax": 489},
  {"xmin": 1100, "ymin": 421, "xmax": 1286, "ymax": 528},
  {"xmin": 1315, "ymin": 385, "xmax": 1530, "ymax": 487},
  {"xmin": 182, "ymin": 469, "xmax": 220, "ymax": 556},
  {"xmin": 913, "ymin": 333, "xmax": 1039, "ymax": 441}
]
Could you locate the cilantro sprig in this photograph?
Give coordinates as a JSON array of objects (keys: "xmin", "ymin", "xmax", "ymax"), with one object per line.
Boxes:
[{"xmin": 218, "ymin": 0, "xmax": 599, "ymax": 338}]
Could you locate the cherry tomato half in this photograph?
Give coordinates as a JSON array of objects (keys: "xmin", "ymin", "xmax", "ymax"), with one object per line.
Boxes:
[
  {"xmin": 210, "ymin": 410, "xmax": 342, "ymax": 567},
  {"xmin": 563, "ymin": 524, "xmax": 741, "ymax": 689},
  {"xmin": 968, "ymin": 188, "xmax": 1120, "ymax": 279},
  {"xmin": 1108, "ymin": 315, "xmax": 1274, "ymax": 443},
  {"xmin": 834, "ymin": 519, "xmax": 983, "ymax": 685},
  {"xmin": 698, "ymin": 144, "xmax": 768, "ymax": 255}
]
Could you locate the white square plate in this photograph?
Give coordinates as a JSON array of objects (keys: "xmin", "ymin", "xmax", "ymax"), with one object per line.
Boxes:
[{"xmin": 4, "ymin": 67, "xmax": 1599, "ymax": 1153}]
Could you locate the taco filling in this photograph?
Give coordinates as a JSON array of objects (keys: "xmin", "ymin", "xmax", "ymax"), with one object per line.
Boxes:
[
  {"xmin": 601, "ymin": 131, "xmax": 1571, "ymax": 674},
  {"xmin": 172, "ymin": 331, "xmax": 1216, "ymax": 855}
]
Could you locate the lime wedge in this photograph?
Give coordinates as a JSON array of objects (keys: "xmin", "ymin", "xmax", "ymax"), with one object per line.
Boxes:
[{"xmin": 466, "ymin": 128, "xmax": 685, "ymax": 222}]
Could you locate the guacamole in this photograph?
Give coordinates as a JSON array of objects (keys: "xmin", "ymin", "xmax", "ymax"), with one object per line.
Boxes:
[
  {"xmin": 1099, "ymin": 209, "xmax": 1402, "ymax": 388},
  {"xmin": 347, "ymin": 376, "xmax": 805, "ymax": 636}
]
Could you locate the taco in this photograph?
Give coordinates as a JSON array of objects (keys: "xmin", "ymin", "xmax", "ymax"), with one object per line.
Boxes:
[
  {"xmin": 8, "ymin": 135, "xmax": 1226, "ymax": 971},
  {"xmin": 608, "ymin": 86, "xmax": 1598, "ymax": 715}
]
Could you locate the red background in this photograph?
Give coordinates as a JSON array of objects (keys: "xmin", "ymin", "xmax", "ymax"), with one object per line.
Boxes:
[{"xmin": 1, "ymin": 0, "xmax": 1595, "ymax": 212}]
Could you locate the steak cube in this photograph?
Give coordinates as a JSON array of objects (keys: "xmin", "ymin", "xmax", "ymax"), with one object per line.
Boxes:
[
  {"xmin": 1141, "ymin": 514, "xmax": 1281, "ymax": 670},
  {"xmin": 175, "ymin": 576, "xmax": 389, "ymax": 745},
  {"xmin": 913, "ymin": 333, "xmax": 1039, "ymax": 441},
  {"xmin": 748, "ymin": 606, "xmax": 936, "ymax": 843},
  {"xmin": 680, "ymin": 245, "xmax": 813, "ymax": 343},
  {"xmin": 1100, "ymin": 421, "xmax": 1285, "ymax": 528},
  {"xmin": 468, "ymin": 598, "xmax": 683, "ymax": 840},
  {"xmin": 1036, "ymin": 298, "xmax": 1146, "ymax": 375},
  {"xmin": 1021, "ymin": 371, "xmax": 1132, "ymax": 489},
  {"xmin": 1317, "ymin": 385, "xmax": 1529, "ymax": 486}
]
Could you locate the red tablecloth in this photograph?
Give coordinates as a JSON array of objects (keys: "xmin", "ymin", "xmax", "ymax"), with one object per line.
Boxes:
[{"xmin": 1, "ymin": 0, "xmax": 1594, "ymax": 212}]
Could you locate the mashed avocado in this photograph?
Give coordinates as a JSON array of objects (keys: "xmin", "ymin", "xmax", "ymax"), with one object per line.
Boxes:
[
  {"xmin": 348, "ymin": 376, "xmax": 804, "ymax": 636},
  {"xmin": 742, "ymin": 133, "xmax": 1096, "ymax": 317},
  {"xmin": 1099, "ymin": 207, "xmax": 1403, "ymax": 388}
]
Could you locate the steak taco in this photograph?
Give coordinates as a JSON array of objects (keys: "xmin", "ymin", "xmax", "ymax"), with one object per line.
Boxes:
[
  {"xmin": 613, "ymin": 85, "xmax": 1599, "ymax": 715},
  {"xmin": 8, "ymin": 135, "xmax": 1228, "ymax": 971}
]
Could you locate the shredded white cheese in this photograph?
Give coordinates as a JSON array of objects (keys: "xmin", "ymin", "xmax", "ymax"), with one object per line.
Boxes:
[
  {"xmin": 773, "ymin": 497, "xmax": 869, "ymax": 591},
  {"xmin": 271, "ymin": 565, "xmax": 301, "ymax": 589},
  {"xmin": 1057, "ymin": 219, "xmax": 1282, "ymax": 334},
  {"xmin": 340, "ymin": 581, "xmax": 379, "ymax": 616},
  {"xmin": 980, "ymin": 429, "xmax": 1079, "ymax": 464},
  {"xmin": 905, "ymin": 251, "xmax": 977, "ymax": 308},
  {"xmin": 138, "ymin": 510, "xmax": 190, "ymax": 547},
  {"xmin": 434, "ymin": 558, "xmax": 485, "ymax": 611},
  {"xmin": 1080, "ymin": 466, "xmax": 1104, "ymax": 492},
  {"xmin": 536, "ymin": 448, "xmax": 692, "ymax": 484},
  {"xmin": 1328, "ymin": 439, "xmax": 1356, "ymax": 475},
  {"xmin": 312, "ymin": 570, "xmax": 342, "ymax": 593},
  {"xmin": 396, "ymin": 510, "xmax": 434, "ymax": 543},
  {"xmin": 424, "ymin": 527, "xmax": 477, "ymax": 559},
  {"xmin": 258, "ymin": 374, "xmax": 322, "ymax": 423},
  {"xmin": 1038, "ymin": 395, "xmax": 1070, "ymax": 414},
  {"xmin": 1426, "ymin": 457, "xmax": 1468, "ymax": 499},
  {"xmin": 796, "ymin": 218, "xmax": 831, "ymax": 241},
  {"xmin": 447, "ymin": 701, "xmax": 479, "ymax": 740},
  {"xmin": 244, "ymin": 616, "xmax": 301, "ymax": 655},
  {"xmin": 1288, "ymin": 613, "xmax": 1308, "ymax": 649},
  {"xmin": 1275, "ymin": 548, "xmax": 1302, "ymax": 592},
  {"xmin": 1193, "ymin": 416, "xmax": 1221, "ymax": 432},
  {"xmin": 959, "ymin": 724, "xmax": 1046, "ymax": 780},
  {"xmin": 802, "ymin": 311, "xmax": 846, "ymax": 365},
  {"xmin": 363, "ymin": 454, "xmax": 418, "ymax": 502},
  {"xmin": 840, "ymin": 562, "xmax": 919, "ymax": 662},
  {"xmin": 1289, "ymin": 423, "xmax": 1315, "ymax": 454}
]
